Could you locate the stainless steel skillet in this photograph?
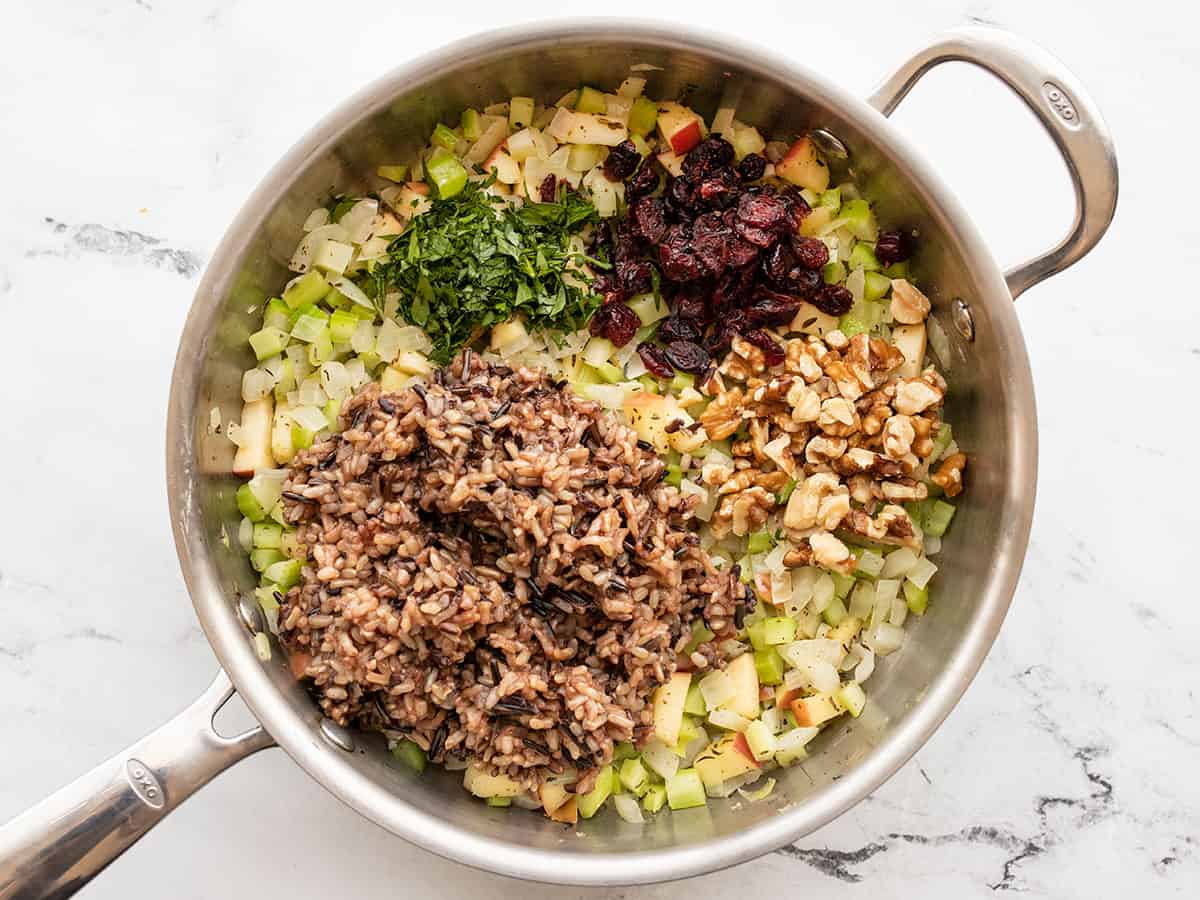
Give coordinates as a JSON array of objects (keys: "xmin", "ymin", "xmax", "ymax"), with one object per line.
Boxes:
[{"xmin": 0, "ymin": 21, "xmax": 1117, "ymax": 897}]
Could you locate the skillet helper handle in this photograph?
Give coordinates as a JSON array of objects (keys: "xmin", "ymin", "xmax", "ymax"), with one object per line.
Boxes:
[
  {"xmin": 0, "ymin": 672, "xmax": 272, "ymax": 900},
  {"xmin": 867, "ymin": 25, "xmax": 1118, "ymax": 299}
]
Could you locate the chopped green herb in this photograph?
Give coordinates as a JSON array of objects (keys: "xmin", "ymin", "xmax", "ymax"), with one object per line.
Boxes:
[{"xmin": 368, "ymin": 179, "xmax": 602, "ymax": 364}]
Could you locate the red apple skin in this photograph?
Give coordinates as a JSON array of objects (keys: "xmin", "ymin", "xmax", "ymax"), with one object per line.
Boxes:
[
  {"xmin": 776, "ymin": 687, "xmax": 802, "ymax": 710},
  {"xmin": 668, "ymin": 119, "xmax": 702, "ymax": 155},
  {"xmin": 790, "ymin": 698, "xmax": 813, "ymax": 727},
  {"xmin": 732, "ymin": 732, "xmax": 761, "ymax": 767},
  {"xmin": 406, "ymin": 181, "xmax": 430, "ymax": 195}
]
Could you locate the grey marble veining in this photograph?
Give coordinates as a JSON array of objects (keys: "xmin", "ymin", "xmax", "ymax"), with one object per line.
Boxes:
[{"xmin": 1, "ymin": 0, "xmax": 1196, "ymax": 897}]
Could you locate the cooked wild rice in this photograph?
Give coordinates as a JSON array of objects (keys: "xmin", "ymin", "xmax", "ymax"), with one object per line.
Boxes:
[{"xmin": 277, "ymin": 353, "xmax": 743, "ymax": 791}]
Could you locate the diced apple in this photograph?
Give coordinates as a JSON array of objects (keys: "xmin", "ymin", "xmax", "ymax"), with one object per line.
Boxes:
[
  {"xmin": 396, "ymin": 182, "xmax": 432, "ymax": 219},
  {"xmin": 776, "ymin": 136, "xmax": 830, "ymax": 192},
  {"xmin": 581, "ymin": 166, "xmax": 623, "ymax": 217},
  {"xmin": 546, "ymin": 795, "xmax": 577, "ymax": 824},
  {"xmin": 568, "ymin": 143, "xmax": 606, "ymax": 172},
  {"xmin": 790, "ymin": 693, "xmax": 841, "ymax": 727},
  {"xmin": 540, "ymin": 782, "xmax": 571, "ymax": 815},
  {"xmin": 798, "ymin": 205, "xmax": 836, "ymax": 237},
  {"xmin": 694, "ymin": 733, "xmax": 760, "ymax": 788},
  {"xmin": 790, "ymin": 300, "xmax": 840, "ymax": 337},
  {"xmin": 490, "ymin": 318, "xmax": 532, "ymax": 356},
  {"xmin": 546, "ymin": 107, "xmax": 628, "ymax": 146},
  {"xmin": 233, "ymin": 396, "xmax": 274, "ymax": 476},
  {"xmin": 604, "ymin": 93, "xmax": 633, "ymax": 124},
  {"xmin": 653, "ymin": 672, "xmax": 692, "ymax": 747},
  {"xmin": 892, "ymin": 323, "xmax": 926, "ymax": 378},
  {"xmin": 463, "ymin": 764, "xmax": 522, "ymax": 798},
  {"xmin": 725, "ymin": 652, "xmax": 761, "ymax": 719},
  {"xmin": 711, "ymin": 106, "xmax": 736, "ymax": 136},
  {"xmin": 656, "ymin": 149, "xmax": 685, "ymax": 178},
  {"xmin": 730, "ymin": 122, "xmax": 766, "ymax": 161},
  {"xmin": 623, "ymin": 391, "xmax": 691, "ymax": 452},
  {"xmin": 270, "ymin": 401, "xmax": 294, "ymax": 466},
  {"xmin": 484, "ymin": 145, "xmax": 521, "ymax": 184},
  {"xmin": 464, "ymin": 115, "xmax": 510, "ymax": 164},
  {"xmin": 732, "ymin": 731, "xmax": 758, "ymax": 764},
  {"xmin": 504, "ymin": 128, "xmax": 538, "ymax": 163},
  {"xmin": 616, "ymin": 76, "xmax": 646, "ymax": 98},
  {"xmin": 656, "ymin": 102, "xmax": 704, "ymax": 155}
]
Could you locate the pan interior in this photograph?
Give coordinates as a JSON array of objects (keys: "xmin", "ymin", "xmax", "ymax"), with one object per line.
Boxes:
[{"xmin": 173, "ymin": 25, "xmax": 1033, "ymax": 879}]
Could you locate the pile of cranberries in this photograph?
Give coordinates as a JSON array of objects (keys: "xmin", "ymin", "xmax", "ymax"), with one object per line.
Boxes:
[{"xmin": 587, "ymin": 136, "xmax": 910, "ymax": 378}]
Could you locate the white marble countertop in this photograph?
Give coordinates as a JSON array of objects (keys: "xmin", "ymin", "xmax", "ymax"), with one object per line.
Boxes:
[{"xmin": 1, "ymin": 1, "xmax": 1196, "ymax": 897}]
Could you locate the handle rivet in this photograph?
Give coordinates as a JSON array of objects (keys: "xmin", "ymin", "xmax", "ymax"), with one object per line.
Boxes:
[
  {"xmin": 320, "ymin": 718, "xmax": 356, "ymax": 752},
  {"xmin": 808, "ymin": 128, "xmax": 848, "ymax": 159},
  {"xmin": 952, "ymin": 299, "xmax": 975, "ymax": 342},
  {"xmin": 237, "ymin": 594, "xmax": 265, "ymax": 633}
]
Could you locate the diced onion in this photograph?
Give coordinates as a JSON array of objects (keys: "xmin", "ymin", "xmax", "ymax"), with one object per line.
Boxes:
[
  {"xmin": 853, "ymin": 644, "xmax": 876, "ymax": 683},
  {"xmin": 708, "ymin": 708, "xmax": 751, "ymax": 733},
  {"xmin": 699, "ymin": 670, "xmax": 735, "ymax": 711},
  {"xmin": 351, "ymin": 321, "xmax": 377, "ymax": 354},
  {"xmin": 924, "ymin": 535, "xmax": 942, "ymax": 556},
  {"xmin": 880, "ymin": 547, "xmax": 918, "ymax": 578},
  {"xmin": 253, "ymin": 631, "xmax": 271, "ymax": 661},
  {"xmin": 890, "ymin": 596, "xmax": 908, "ymax": 627},
  {"xmin": 846, "ymin": 266, "xmax": 866, "ymax": 303},
  {"xmin": 289, "ymin": 223, "xmax": 350, "ymax": 273},
  {"xmin": 738, "ymin": 777, "xmax": 777, "ymax": 802},
  {"xmin": 238, "ymin": 517, "xmax": 254, "ymax": 552},
  {"xmin": 241, "ymin": 368, "xmax": 274, "ymax": 402},
  {"xmin": 775, "ymin": 726, "xmax": 818, "ymax": 756},
  {"xmin": 225, "ymin": 420, "xmax": 244, "ymax": 448},
  {"xmin": 641, "ymin": 739, "xmax": 679, "ymax": 781},
  {"xmin": 864, "ymin": 622, "xmax": 905, "ymax": 656},
  {"xmin": 208, "ymin": 407, "xmax": 222, "ymax": 433},
  {"xmin": 613, "ymin": 793, "xmax": 644, "ymax": 823},
  {"xmin": 811, "ymin": 572, "xmax": 835, "ymax": 613},
  {"xmin": 290, "ymin": 405, "xmax": 330, "ymax": 433},
  {"xmin": 302, "ymin": 207, "xmax": 330, "ymax": 231},
  {"xmin": 927, "ymin": 316, "xmax": 952, "ymax": 370},
  {"xmin": 326, "ymin": 274, "xmax": 374, "ymax": 311},
  {"xmin": 906, "ymin": 556, "xmax": 938, "ymax": 589},
  {"xmin": 338, "ymin": 199, "xmax": 379, "ymax": 244},
  {"xmin": 873, "ymin": 579, "xmax": 900, "ymax": 627},
  {"xmin": 297, "ymin": 378, "xmax": 327, "ymax": 408},
  {"xmin": 320, "ymin": 361, "xmax": 351, "ymax": 401},
  {"xmin": 848, "ymin": 580, "xmax": 875, "ymax": 619}
]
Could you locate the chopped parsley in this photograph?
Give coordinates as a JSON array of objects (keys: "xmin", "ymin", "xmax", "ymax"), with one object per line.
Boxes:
[{"xmin": 368, "ymin": 179, "xmax": 604, "ymax": 365}]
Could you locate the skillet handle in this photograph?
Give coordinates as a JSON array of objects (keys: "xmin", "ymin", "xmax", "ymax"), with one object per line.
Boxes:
[
  {"xmin": 867, "ymin": 25, "xmax": 1118, "ymax": 299},
  {"xmin": 0, "ymin": 672, "xmax": 273, "ymax": 899}
]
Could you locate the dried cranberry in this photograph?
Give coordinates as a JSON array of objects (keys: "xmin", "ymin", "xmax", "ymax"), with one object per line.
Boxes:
[
  {"xmin": 782, "ymin": 190, "xmax": 812, "ymax": 231},
  {"xmin": 726, "ymin": 237, "xmax": 759, "ymax": 269},
  {"xmin": 612, "ymin": 223, "xmax": 644, "ymax": 265},
  {"xmin": 682, "ymin": 138, "xmax": 735, "ymax": 178},
  {"xmin": 761, "ymin": 243, "xmax": 799, "ymax": 287},
  {"xmin": 618, "ymin": 260, "xmax": 654, "ymax": 296},
  {"xmin": 637, "ymin": 343, "xmax": 676, "ymax": 378},
  {"xmin": 696, "ymin": 169, "xmax": 740, "ymax": 209},
  {"xmin": 629, "ymin": 196, "xmax": 667, "ymax": 244},
  {"xmin": 732, "ymin": 218, "xmax": 778, "ymax": 248},
  {"xmin": 742, "ymin": 329, "xmax": 785, "ymax": 367},
  {"xmin": 658, "ymin": 225, "xmax": 703, "ymax": 281},
  {"xmin": 738, "ymin": 153, "xmax": 767, "ymax": 182},
  {"xmin": 603, "ymin": 140, "xmax": 642, "ymax": 182},
  {"xmin": 668, "ymin": 176, "xmax": 696, "ymax": 209},
  {"xmin": 810, "ymin": 283, "xmax": 854, "ymax": 316},
  {"xmin": 591, "ymin": 272, "xmax": 624, "ymax": 305},
  {"xmin": 589, "ymin": 301, "xmax": 641, "ymax": 346},
  {"xmin": 747, "ymin": 287, "xmax": 802, "ymax": 327},
  {"xmin": 792, "ymin": 267, "xmax": 823, "ymax": 297},
  {"xmin": 663, "ymin": 340, "xmax": 712, "ymax": 374},
  {"xmin": 735, "ymin": 192, "xmax": 788, "ymax": 231},
  {"xmin": 538, "ymin": 174, "xmax": 557, "ymax": 203},
  {"xmin": 626, "ymin": 159, "xmax": 661, "ymax": 199},
  {"xmin": 693, "ymin": 231, "xmax": 730, "ymax": 276},
  {"xmin": 673, "ymin": 287, "xmax": 709, "ymax": 323},
  {"xmin": 792, "ymin": 236, "xmax": 830, "ymax": 270},
  {"xmin": 874, "ymin": 229, "xmax": 912, "ymax": 266},
  {"xmin": 659, "ymin": 315, "xmax": 701, "ymax": 344}
]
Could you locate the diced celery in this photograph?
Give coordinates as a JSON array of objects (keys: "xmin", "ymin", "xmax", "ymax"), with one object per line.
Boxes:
[
  {"xmin": 744, "ymin": 719, "xmax": 778, "ymax": 762},
  {"xmin": 822, "ymin": 260, "xmax": 846, "ymax": 284},
  {"xmin": 665, "ymin": 768, "xmax": 707, "ymax": 810},
  {"xmin": 283, "ymin": 271, "xmax": 329, "ymax": 309},
  {"xmin": 292, "ymin": 311, "xmax": 330, "ymax": 343},
  {"xmin": 249, "ymin": 326, "xmax": 289, "ymax": 362},
  {"xmin": 291, "ymin": 423, "xmax": 315, "ymax": 450},
  {"xmin": 613, "ymin": 741, "xmax": 639, "ymax": 761},
  {"xmin": 762, "ymin": 617, "xmax": 797, "ymax": 645},
  {"xmin": 252, "ymin": 522, "xmax": 282, "ymax": 550},
  {"xmin": 329, "ymin": 309, "xmax": 358, "ymax": 344},
  {"xmin": 263, "ymin": 559, "xmax": 301, "ymax": 591},
  {"xmin": 485, "ymin": 796, "xmax": 512, "ymax": 808},
  {"xmin": 669, "ymin": 373, "xmax": 695, "ymax": 395},
  {"xmin": 672, "ymin": 716, "xmax": 703, "ymax": 757},
  {"xmin": 664, "ymin": 463, "xmax": 683, "ymax": 487},
  {"xmin": 628, "ymin": 96, "xmax": 658, "ymax": 136},
  {"xmin": 249, "ymin": 548, "xmax": 284, "ymax": 573},
  {"xmin": 855, "ymin": 549, "xmax": 885, "ymax": 578},
  {"xmin": 848, "ymin": 242, "xmax": 881, "ymax": 272},
  {"xmin": 746, "ymin": 530, "xmax": 774, "ymax": 555},
  {"xmin": 930, "ymin": 424, "xmax": 954, "ymax": 460},
  {"xmin": 392, "ymin": 739, "xmax": 427, "ymax": 773},
  {"xmin": 509, "ymin": 96, "xmax": 535, "ymax": 129},
  {"xmin": 834, "ymin": 682, "xmax": 867, "ymax": 718},
  {"xmin": 683, "ymin": 681, "xmax": 707, "ymax": 717},
  {"xmin": 637, "ymin": 375, "xmax": 660, "ymax": 393},
  {"xmin": 577, "ymin": 765, "xmax": 614, "ymax": 818},
  {"xmin": 746, "ymin": 620, "xmax": 768, "ymax": 652},
  {"xmin": 818, "ymin": 187, "xmax": 841, "ymax": 210},
  {"xmin": 308, "ymin": 329, "xmax": 334, "ymax": 366},
  {"xmin": 754, "ymin": 648, "xmax": 785, "ymax": 686},
  {"xmin": 776, "ymin": 479, "xmax": 797, "ymax": 505},
  {"xmin": 883, "ymin": 260, "xmax": 910, "ymax": 278},
  {"xmin": 426, "ymin": 150, "xmax": 468, "ymax": 199},
  {"xmin": 431, "ymin": 123, "xmax": 458, "ymax": 151},
  {"xmin": 575, "ymin": 86, "xmax": 607, "ymax": 114},
  {"xmin": 904, "ymin": 580, "xmax": 929, "ymax": 615},
  {"xmin": 863, "ymin": 270, "xmax": 892, "ymax": 302},
  {"xmin": 268, "ymin": 501, "xmax": 287, "ymax": 526},
  {"xmin": 641, "ymin": 783, "xmax": 667, "ymax": 814},
  {"xmin": 822, "ymin": 595, "xmax": 849, "ymax": 626},
  {"xmin": 236, "ymin": 483, "xmax": 267, "ymax": 521},
  {"xmin": 263, "ymin": 298, "xmax": 291, "ymax": 331},
  {"xmin": 254, "ymin": 585, "xmax": 280, "ymax": 614},
  {"xmin": 620, "ymin": 757, "xmax": 648, "ymax": 793},
  {"xmin": 925, "ymin": 500, "xmax": 956, "ymax": 537},
  {"xmin": 588, "ymin": 361, "xmax": 624, "ymax": 384},
  {"xmin": 280, "ymin": 529, "xmax": 302, "ymax": 559},
  {"xmin": 568, "ymin": 143, "xmax": 607, "ymax": 172},
  {"xmin": 629, "ymin": 133, "xmax": 652, "ymax": 157},
  {"xmin": 839, "ymin": 300, "xmax": 881, "ymax": 338},
  {"xmin": 376, "ymin": 164, "xmax": 409, "ymax": 183},
  {"xmin": 838, "ymin": 199, "xmax": 879, "ymax": 241},
  {"xmin": 460, "ymin": 108, "xmax": 482, "ymax": 141},
  {"xmin": 685, "ymin": 617, "xmax": 715, "ymax": 653},
  {"xmin": 831, "ymin": 572, "xmax": 856, "ymax": 599}
]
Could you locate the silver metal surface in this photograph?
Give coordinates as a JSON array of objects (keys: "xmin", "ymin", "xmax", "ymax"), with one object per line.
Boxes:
[
  {"xmin": 319, "ymin": 719, "xmax": 357, "ymax": 753},
  {"xmin": 807, "ymin": 127, "xmax": 848, "ymax": 159},
  {"xmin": 0, "ymin": 673, "xmax": 272, "ymax": 897},
  {"xmin": 0, "ymin": 21, "xmax": 1118, "ymax": 894},
  {"xmin": 868, "ymin": 26, "xmax": 1119, "ymax": 300}
]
